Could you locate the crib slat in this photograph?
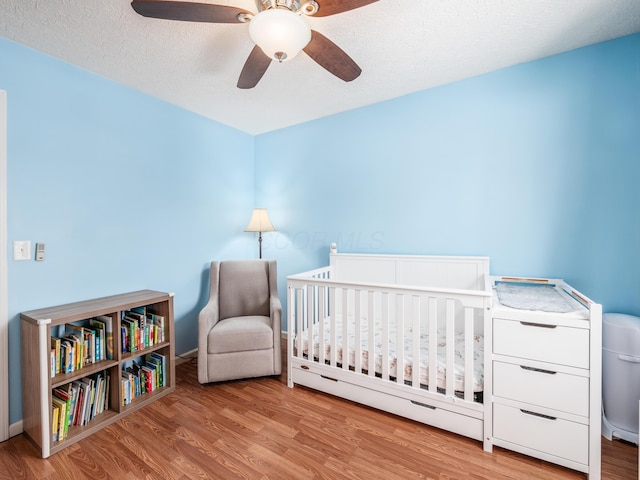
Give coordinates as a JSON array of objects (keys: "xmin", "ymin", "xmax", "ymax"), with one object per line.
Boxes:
[
  {"xmin": 306, "ymin": 285, "xmax": 314, "ymax": 364},
  {"xmin": 318, "ymin": 286, "xmax": 326, "ymax": 365},
  {"xmin": 428, "ymin": 297, "xmax": 438, "ymax": 393},
  {"xmin": 296, "ymin": 288, "xmax": 304, "ymax": 360},
  {"xmin": 368, "ymin": 291, "xmax": 375, "ymax": 377},
  {"xmin": 382, "ymin": 293, "xmax": 389, "ymax": 380},
  {"xmin": 288, "ymin": 286, "xmax": 295, "ymax": 364},
  {"xmin": 330, "ymin": 287, "xmax": 337, "ymax": 367},
  {"xmin": 396, "ymin": 293, "xmax": 404, "ymax": 385},
  {"xmin": 354, "ymin": 289, "xmax": 361, "ymax": 375},
  {"xmin": 412, "ymin": 296, "xmax": 421, "ymax": 388},
  {"xmin": 342, "ymin": 288, "xmax": 349, "ymax": 371},
  {"xmin": 445, "ymin": 299, "xmax": 455, "ymax": 396},
  {"xmin": 464, "ymin": 306, "xmax": 474, "ymax": 402}
]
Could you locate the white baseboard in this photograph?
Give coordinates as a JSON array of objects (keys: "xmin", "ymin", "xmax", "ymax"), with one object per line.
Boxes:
[
  {"xmin": 176, "ymin": 348, "xmax": 197, "ymax": 365},
  {"xmin": 9, "ymin": 419, "xmax": 23, "ymax": 438}
]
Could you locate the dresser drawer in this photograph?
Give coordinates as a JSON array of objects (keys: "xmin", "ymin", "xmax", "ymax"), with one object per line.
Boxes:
[
  {"xmin": 493, "ymin": 361, "xmax": 589, "ymax": 416},
  {"xmin": 493, "ymin": 403, "xmax": 589, "ymax": 465},
  {"xmin": 493, "ymin": 318, "xmax": 589, "ymax": 368}
]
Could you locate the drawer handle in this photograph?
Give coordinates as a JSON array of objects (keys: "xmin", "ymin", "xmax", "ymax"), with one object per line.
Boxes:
[
  {"xmin": 520, "ymin": 365, "xmax": 557, "ymax": 375},
  {"xmin": 520, "ymin": 321, "xmax": 557, "ymax": 329},
  {"xmin": 520, "ymin": 409, "xmax": 557, "ymax": 421},
  {"xmin": 321, "ymin": 375, "xmax": 338, "ymax": 382},
  {"xmin": 411, "ymin": 400, "xmax": 436, "ymax": 410}
]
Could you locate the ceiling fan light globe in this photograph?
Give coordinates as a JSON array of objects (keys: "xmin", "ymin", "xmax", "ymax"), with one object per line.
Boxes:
[{"xmin": 249, "ymin": 9, "xmax": 311, "ymax": 62}]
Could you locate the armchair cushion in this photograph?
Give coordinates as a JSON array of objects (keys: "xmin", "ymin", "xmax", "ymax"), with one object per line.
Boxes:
[
  {"xmin": 208, "ymin": 315, "xmax": 273, "ymax": 354},
  {"xmin": 219, "ymin": 261, "xmax": 269, "ymax": 320}
]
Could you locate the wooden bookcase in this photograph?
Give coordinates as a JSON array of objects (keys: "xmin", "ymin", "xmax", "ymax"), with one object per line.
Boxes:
[{"xmin": 20, "ymin": 290, "xmax": 175, "ymax": 458}]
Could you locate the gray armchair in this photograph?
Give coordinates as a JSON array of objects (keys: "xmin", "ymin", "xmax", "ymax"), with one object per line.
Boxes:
[{"xmin": 198, "ymin": 260, "xmax": 282, "ymax": 384}]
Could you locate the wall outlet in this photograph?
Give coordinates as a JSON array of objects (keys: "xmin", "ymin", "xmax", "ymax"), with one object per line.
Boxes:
[{"xmin": 13, "ymin": 240, "xmax": 31, "ymax": 261}]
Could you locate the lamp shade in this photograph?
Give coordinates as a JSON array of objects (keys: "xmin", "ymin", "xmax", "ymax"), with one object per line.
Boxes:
[
  {"xmin": 245, "ymin": 208, "xmax": 276, "ymax": 233},
  {"xmin": 249, "ymin": 9, "xmax": 311, "ymax": 62}
]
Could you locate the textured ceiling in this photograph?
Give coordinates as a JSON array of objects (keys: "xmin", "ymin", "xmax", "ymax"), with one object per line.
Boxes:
[{"xmin": 1, "ymin": 0, "xmax": 639, "ymax": 135}]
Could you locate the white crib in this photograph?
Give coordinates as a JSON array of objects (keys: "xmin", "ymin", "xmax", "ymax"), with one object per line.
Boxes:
[{"xmin": 287, "ymin": 251, "xmax": 492, "ymax": 446}]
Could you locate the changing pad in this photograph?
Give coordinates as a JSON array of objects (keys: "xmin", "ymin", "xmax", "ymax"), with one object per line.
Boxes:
[{"xmin": 495, "ymin": 282, "xmax": 578, "ymax": 313}]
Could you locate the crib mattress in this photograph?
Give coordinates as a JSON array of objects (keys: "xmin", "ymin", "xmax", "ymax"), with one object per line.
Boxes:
[{"xmin": 294, "ymin": 316, "xmax": 484, "ymax": 393}]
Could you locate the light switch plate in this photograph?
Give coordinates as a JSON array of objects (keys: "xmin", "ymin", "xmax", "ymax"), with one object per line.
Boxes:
[
  {"xmin": 13, "ymin": 240, "xmax": 31, "ymax": 261},
  {"xmin": 35, "ymin": 242, "xmax": 45, "ymax": 261}
]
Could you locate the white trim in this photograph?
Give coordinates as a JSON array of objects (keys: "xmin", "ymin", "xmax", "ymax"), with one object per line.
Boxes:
[
  {"xmin": 9, "ymin": 420, "xmax": 22, "ymax": 438},
  {"xmin": 0, "ymin": 90, "xmax": 8, "ymax": 442},
  {"xmin": 175, "ymin": 348, "xmax": 197, "ymax": 365}
]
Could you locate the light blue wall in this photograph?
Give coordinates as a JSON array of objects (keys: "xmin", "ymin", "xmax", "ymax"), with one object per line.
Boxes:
[
  {"xmin": 2, "ymin": 37, "xmax": 256, "ymax": 424},
  {"xmin": 256, "ymin": 33, "xmax": 640, "ymax": 320}
]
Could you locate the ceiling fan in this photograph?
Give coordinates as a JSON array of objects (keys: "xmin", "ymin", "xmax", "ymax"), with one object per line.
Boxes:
[{"xmin": 131, "ymin": 0, "xmax": 379, "ymax": 89}]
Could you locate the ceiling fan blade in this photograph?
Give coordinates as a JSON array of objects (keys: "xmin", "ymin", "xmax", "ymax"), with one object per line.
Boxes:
[
  {"xmin": 313, "ymin": 0, "xmax": 378, "ymax": 17},
  {"xmin": 303, "ymin": 30, "xmax": 361, "ymax": 82},
  {"xmin": 131, "ymin": 0, "xmax": 252, "ymax": 23},
  {"xmin": 237, "ymin": 45, "xmax": 272, "ymax": 89}
]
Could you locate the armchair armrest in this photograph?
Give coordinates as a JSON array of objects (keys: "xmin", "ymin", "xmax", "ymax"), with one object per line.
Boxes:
[
  {"xmin": 270, "ymin": 294, "xmax": 282, "ymax": 332},
  {"xmin": 198, "ymin": 297, "xmax": 219, "ymax": 327},
  {"xmin": 197, "ymin": 296, "xmax": 219, "ymax": 383},
  {"xmin": 270, "ymin": 294, "xmax": 283, "ymax": 375}
]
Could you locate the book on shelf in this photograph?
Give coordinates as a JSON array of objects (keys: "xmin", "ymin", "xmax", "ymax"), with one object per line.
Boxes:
[
  {"xmin": 147, "ymin": 312, "xmax": 165, "ymax": 343},
  {"xmin": 52, "ymin": 385, "xmax": 74, "ymax": 440},
  {"xmin": 50, "ymin": 316, "xmax": 117, "ymax": 377},
  {"xmin": 67, "ymin": 371, "xmax": 110, "ymax": 427},
  {"xmin": 69, "ymin": 383, "xmax": 81, "ymax": 427},
  {"xmin": 89, "ymin": 316, "xmax": 110, "ymax": 361},
  {"xmin": 93, "ymin": 374, "xmax": 104, "ymax": 418},
  {"xmin": 141, "ymin": 364, "xmax": 155, "ymax": 393},
  {"xmin": 130, "ymin": 306, "xmax": 147, "ymax": 316},
  {"xmin": 88, "ymin": 321, "xmax": 102, "ymax": 362},
  {"xmin": 146, "ymin": 352, "xmax": 166, "ymax": 388},
  {"xmin": 67, "ymin": 322, "xmax": 100, "ymax": 366},
  {"xmin": 121, "ymin": 307, "xmax": 165, "ymax": 352},
  {"xmin": 121, "ymin": 371, "xmax": 133, "ymax": 406},
  {"xmin": 51, "ymin": 403, "xmax": 60, "ymax": 443},
  {"xmin": 50, "ymin": 349, "xmax": 56, "ymax": 378},
  {"xmin": 126, "ymin": 311, "xmax": 146, "ymax": 351},
  {"xmin": 84, "ymin": 326, "xmax": 96, "ymax": 365},
  {"xmin": 51, "ymin": 396, "xmax": 67, "ymax": 442},
  {"xmin": 70, "ymin": 381, "xmax": 85, "ymax": 426},
  {"xmin": 125, "ymin": 361, "xmax": 142, "ymax": 396},
  {"xmin": 60, "ymin": 339, "xmax": 74, "ymax": 374},
  {"xmin": 121, "ymin": 317, "xmax": 137, "ymax": 353},
  {"xmin": 120, "ymin": 354, "xmax": 165, "ymax": 405},
  {"xmin": 79, "ymin": 379, "xmax": 89, "ymax": 424},
  {"xmin": 50, "ymin": 336, "xmax": 61, "ymax": 377},
  {"xmin": 64, "ymin": 324, "xmax": 87, "ymax": 367},
  {"xmin": 93, "ymin": 315, "xmax": 114, "ymax": 360}
]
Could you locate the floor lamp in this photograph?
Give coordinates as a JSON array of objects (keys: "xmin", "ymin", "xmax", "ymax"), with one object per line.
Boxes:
[{"xmin": 244, "ymin": 208, "xmax": 276, "ymax": 259}]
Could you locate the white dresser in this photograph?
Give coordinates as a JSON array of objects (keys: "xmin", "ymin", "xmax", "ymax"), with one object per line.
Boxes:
[{"xmin": 485, "ymin": 277, "xmax": 602, "ymax": 479}]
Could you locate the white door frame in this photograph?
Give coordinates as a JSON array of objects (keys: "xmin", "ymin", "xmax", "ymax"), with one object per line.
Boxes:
[{"xmin": 0, "ymin": 90, "xmax": 8, "ymax": 442}]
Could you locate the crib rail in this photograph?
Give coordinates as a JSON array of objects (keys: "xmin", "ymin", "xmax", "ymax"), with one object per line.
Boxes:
[{"xmin": 288, "ymin": 267, "xmax": 492, "ymax": 404}]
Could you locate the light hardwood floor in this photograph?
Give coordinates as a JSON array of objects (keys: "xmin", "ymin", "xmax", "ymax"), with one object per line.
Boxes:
[{"xmin": 1, "ymin": 357, "xmax": 637, "ymax": 479}]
